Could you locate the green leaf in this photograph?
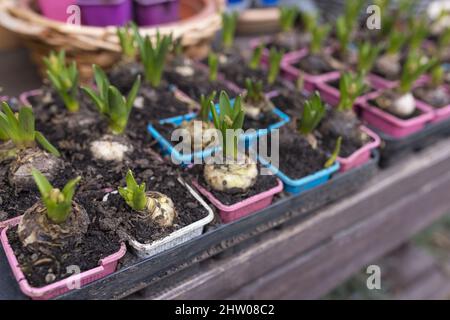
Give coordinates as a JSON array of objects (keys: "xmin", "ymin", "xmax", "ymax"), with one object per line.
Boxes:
[
  {"xmin": 31, "ymin": 169, "xmax": 53, "ymax": 198},
  {"xmin": 82, "ymin": 86, "xmax": 105, "ymax": 113},
  {"xmin": 61, "ymin": 176, "xmax": 81, "ymax": 203},
  {"xmin": 35, "ymin": 131, "xmax": 60, "ymax": 157},
  {"xmin": 126, "ymin": 75, "xmax": 141, "ymax": 110},
  {"xmin": 18, "ymin": 107, "xmax": 35, "ymax": 142},
  {"xmin": 222, "ymin": 12, "xmax": 238, "ymax": 49},
  {"xmin": 279, "ymin": 7, "xmax": 298, "ymax": 32},
  {"xmin": 118, "ymin": 170, "xmax": 148, "ymax": 211},
  {"xmin": 299, "ymin": 92, "xmax": 326, "ymax": 135},
  {"xmin": 208, "ymin": 52, "xmax": 219, "ymax": 82},
  {"xmin": 325, "ymin": 137, "xmax": 342, "ymax": 168}
]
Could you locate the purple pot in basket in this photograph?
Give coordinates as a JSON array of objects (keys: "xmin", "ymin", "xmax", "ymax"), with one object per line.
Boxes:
[
  {"xmin": 357, "ymin": 90, "xmax": 434, "ymax": 138},
  {"xmin": 192, "ymin": 179, "xmax": 283, "ymax": 223},
  {"xmin": 38, "ymin": 0, "xmax": 76, "ymax": 22},
  {"xmin": 77, "ymin": 0, "xmax": 132, "ymax": 26},
  {"xmin": 134, "ymin": 0, "xmax": 179, "ymax": 26},
  {"xmin": 1, "ymin": 220, "xmax": 126, "ymax": 300}
]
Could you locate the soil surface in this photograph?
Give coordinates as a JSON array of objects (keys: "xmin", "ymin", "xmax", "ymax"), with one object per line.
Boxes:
[
  {"xmin": 294, "ymin": 54, "xmax": 335, "ymax": 75},
  {"xmin": 265, "ymin": 32, "xmax": 310, "ymax": 52},
  {"xmin": 413, "ymin": 85, "xmax": 450, "ymax": 109},
  {"xmin": 7, "ymin": 190, "xmax": 120, "ymax": 288},
  {"xmin": 270, "ymin": 88, "xmax": 308, "ymax": 118},
  {"xmin": 243, "ymin": 110, "xmax": 281, "ymax": 131}
]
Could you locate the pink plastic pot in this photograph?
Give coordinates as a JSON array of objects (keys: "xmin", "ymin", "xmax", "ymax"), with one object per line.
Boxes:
[
  {"xmin": 281, "ymin": 49, "xmax": 337, "ymax": 92},
  {"xmin": 19, "ymin": 89, "xmax": 42, "ymax": 107},
  {"xmin": 0, "ymin": 216, "xmax": 23, "ymax": 231},
  {"xmin": 1, "ymin": 221, "xmax": 126, "ymax": 300},
  {"xmin": 413, "ymin": 76, "xmax": 450, "ymax": 124},
  {"xmin": 366, "ymin": 73, "xmax": 399, "ymax": 90},
  {"xmin": 357, "ymin": 90, "xmax": 434, "ymax": 138},
  {"xmin": 134, "ymin": 0, "xmax": 179, "ymax": 26},
  {"xmin": 337, "ymin": 126, "xmax": 381, "ymax": 172},
  {"xmin": 192, "ymin": 179, "xmax": 283, "ymax": 223},
  {"xmin": 37, "ymin": 0, "xmax": 76, "ymax": 22},
  {"xmin": 249, "ymin": 37, "xmax": 307, "ymax": 64}
]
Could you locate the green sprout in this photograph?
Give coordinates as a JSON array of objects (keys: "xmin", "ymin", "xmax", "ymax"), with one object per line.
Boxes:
[
  {"xmin": 343, "ymin": 0, "xmax": 364, "ymax": 28},
  {"xmin": 118, "ymin": 170, "xmax": 148, "ymax": 212},
  {"xmin": 32, "ymin": 169, "xmax": 81, "ymax": 224},
  {"xmin": 210, "ymin": 91, "xmax": 245, "ymax": 159},
  {"xmin": 222, "ymin": 12, "xmax": 238, "ymax": 49},
  {"xmin": 268, "ymin": 47, "xmax": 284, "ymax": 85},
  {"xmin": 324, "ymin": 137, "xmax": 342, "ymax": 168},
  {"xmin": 117, "ymin": 22, "xmax": 137, "ymax": 59},
  {"xmin": 310, "ymin": 24, "xmax": 331, "ymax": 55},
  {"xmin": 357, "ymin": 42, "xmax": 382, "ymax": 76},
  {"xmin": 298, "ymin": 92, "xmax": 326, "ymax": 135},
  {"xmin": 408, "ymin": 17, "xmax": 429, "ymax": 51},
  {"xmin": 279, "ymin": 7, "xmax": 298, "ymax": 32},
  {"xmin": 244, "ymin": 78, "xmax": 265, "ymax": 103},
  {"xmin": 337, "ymin": 72, "xmax": 367, "ymax": 111},
  {"xmin": 43, "ymin": 51, "xmax": 79, "ymax": 113},
  {"xmin": 385, "ymin": 30, "xmax": 407, "ymax": 55},
  {"xmin": 134, "ymin": 29, "xmax": 172, "ymax": 87},
  {"xmin": 249, "ymin": 44, "xmax": 263, "ymax": 70},
  {"xmin": 82, "ymin": 65, "xmax": 141, "ymax": 134},
  {"xmin": 199, "ymin": 91, "xmax": 217, "ymax": 122},
  {"xmin": 399, "ymin": 52, "xmax": 436, "ymax": 93},
  {"xmin": 336, "ymin": 16, "xmax": 352, "ymax": 55},
  {"xmin": 431, "ymin": 64, "xmax": 445, "ymax": 87},
  {"xmin": 301, "ymin": 11, "xmax": 317, "ymax": 34},
  {"xmin": 0, "ymin": 102, "xmax": 60, "ymax": 156},
  {"xmin": 208, "ymin": 52, "xmax": 219, "ymax": 82},
  {"xmin": 439, "ymin": 28, "xmax": 450, "ymax": 50}
]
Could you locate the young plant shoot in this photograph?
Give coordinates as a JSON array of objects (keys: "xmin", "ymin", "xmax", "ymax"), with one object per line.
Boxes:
[
  {"xmin": 310, "ymin": 24, "xmax": 331, "ymax": 55},
  {"xmin": 298, "ymin": 92, "xmax": 326, "ymax": 149},
  {"xmin": 335, "ymin": 0, "xmax": 364, "ymax": 58},
  {"xmin": 0, "ymin": 102, "xmax": 63, "ymax": 189},
  {"xmin": 357, "ymin": 42, "xmax": 381, "ymax": 76},
  {"xmin": 135, "ymin": 29, "xmax": 172, "ymax": 87},
  {"xmin": 222, "ymin": 12, "xmax": 238, "ymax": 50},
  {"xmin": 208, "ymin": 52, "xmax": 219, "ymax": 82},
  {"xmin": 82, "ymin": 65, "xmax": 141, "ymax": 162},
  {"xmin": 267, "ymin": 47, "xmax": 284, "ymax": 85},
  {"xmin": 374, "ymin": 29, "xmax": 407, "ymax": 78},
  {"xmin": 204, "ymin": 91, "xmax": 258, "ymax": 194},
  {"xmin": 18, "ymin": 169, "xmax": 89, "ymax": 249},
  {"xmin": 243, "ymin": 78, "xmax": 275, "ymax": 120},
  {"xmin": 249, "ymin": 45, "xmax": 263, "ymax": 70},
  {"xmin": 279, "ymin": 7, "xmax": 298, "ymax": 33},
  {"xmin": 117, "ymin": 22, "xmax": 137, "ymax": 60},
  {"xmin": 274, "ymin": 7, "xmax": 301, "ymax": 49},
  {"xmin": 118, "ymin": 170, "xmax": 176, "ymax": 227},
  {"xmin": 181, "ymin": 91, "xmax": 217, "ymax": 150},
  {"xmin": 44, "ymin": 51, "xmax": 79, "ymax": 113}
]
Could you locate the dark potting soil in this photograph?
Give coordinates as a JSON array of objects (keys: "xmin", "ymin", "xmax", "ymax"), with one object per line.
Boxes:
[
  {"xmin": 7, "ymin": 191, "xmax": 121, "ymax": 288},
  {"xmin": 265, "ymin": 32, "xmax": 309, "ymax": 52},
  {"xmin": 217, "ymin": 53, "xmax": 286, "ymax": 92},
  {"xmin": 243, "ymin": 110, "xmax": 281, "ymax": 131},
  {"xmin": 319, "ymin": 127, "xmax": 364, "ymax": 158},
  {"xmin": 368, "ymin": 98, "xmax": 422, "ymax": 120},
  {"xmin": 413, "ymin": 86, "xmax": 450, "ymax": 109},
  {"xmin": 294, "ymin": 54, "xmax": 335, "ymax": 75},
  {"xmin": 191, "ymin": 165, "xmax": 278, "ymax": 206},
  {"xmin": 91, "ymin": 165, "xmax": 209, "ymax": 244},
  {"xmin": 165, "ymin": 63, "xmax": 240, "ymax": 101},
  {"xmin": 276, "ymin": 129, "xmax": 329, "ymax": 180},
  {"xmin": 270, "ymin": 89, "xmax": 308, "ymax": 118},
  {"xmin": 108, "ymin": 61, "xmax": 144, "ymax": 93}
]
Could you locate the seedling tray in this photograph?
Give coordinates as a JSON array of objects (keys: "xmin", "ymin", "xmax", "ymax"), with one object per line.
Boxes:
[
  {"xmin": 373, "ymin": 118, "xmax": 450, "ymax": 167},
  {"xmin": 0, "ymin": 152, "xmax": 378, "ymax": 300}
]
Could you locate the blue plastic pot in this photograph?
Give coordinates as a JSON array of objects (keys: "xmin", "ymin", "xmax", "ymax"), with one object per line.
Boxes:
[
  {"xmin": 259, "ymin": 156, "xmax": 340, "ymax": 195},
  {"xmin": 147, "ymin": 113, "xmax": 221, "ymax": 165}
]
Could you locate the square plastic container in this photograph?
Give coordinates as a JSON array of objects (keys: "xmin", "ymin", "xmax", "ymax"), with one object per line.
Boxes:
[
  {"xmin": 1, "ymin": 221, "xmax": 126, "ymax": 300},
  {"xmin": 357, "ymin": 90, "xmax": 434, "ymax": 138},
  {"xmin": 134, "ymin": 0, "xmax": 179, "ymax": 26},
  {"xmin": 77, "ymin": 0, "xmax": 132, "ymax": 26},
  {"xmin": 38, "ymin": 0, "xmax": 76, "ymax": 22},
  {"xmin": 413, "ymin": 76, "xmax": 450, "ymax": 124},
  {"xmin": 125, "ymin": 181, "xmax": 214, "ymax": 258},
  {"xmin": 192, "ymin": 178, "xmax": 283, "ymax": 223},
  {"xmin": 259, "ymin": 157, "xmax": 340, "ymax": 195}
]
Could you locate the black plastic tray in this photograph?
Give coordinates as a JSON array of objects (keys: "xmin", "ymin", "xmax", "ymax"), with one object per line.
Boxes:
[
  {"xmin": 0, "ymin": 152, "xmax": 379, "ymax": 300},
  {"xmin": 375, "ymin": 118, "xmax": 450, "ymax": 168}
]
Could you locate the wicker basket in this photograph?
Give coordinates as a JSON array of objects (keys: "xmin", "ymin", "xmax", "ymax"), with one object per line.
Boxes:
[{"xmin": 0, "ymin": 0, "xmax": 224, "ymax": 82}]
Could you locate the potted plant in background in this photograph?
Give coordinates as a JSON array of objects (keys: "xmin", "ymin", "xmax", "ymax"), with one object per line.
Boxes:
[
  {"xmin": 1, "ymin": 169, "xmax": 126, "ymax": 299},
  {"xmin": 192, "ymin": 92, "xmax": 282, "ymax": 223}
]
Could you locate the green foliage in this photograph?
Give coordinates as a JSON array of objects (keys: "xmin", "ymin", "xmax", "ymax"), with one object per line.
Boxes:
[
  {"xmin": 310, "ymin": 23, "xmax": 331, "ymax": 55},
  {"xmin": 385, "ymin": 30, "xmax": 407, "ymax": 55},
  {"xmin": 338, "ymin": 72, "xmax": 366, "ymax": 111},
  {"xmin": 400, "ymin": 51, "xmax": 436, "ymax": 93},
  {"xmin": 117, "ymin": 22, "xmax": 137, "ymax": 59},
  {"xmin": 118, "ymin": 170, "xmax": 148, "ymax": 212},
  {"xmin": 301, "ymin": 11, "xmax": 317, "ymax": 33},
  {"xmin": 357, "ymin": 41, "xmax": 382, "ymax": 76},
  {"xmin": 431, "ymin": 64, "xmax": 445, "ymax": 87},
  {"xmin": 222, "ymin": 12, "xmax": 238, "ymax": 49},
  {"xmin": 82, "ymin": 65, "xmax": 141, "ymax": 134},
  {"xmin": 210, "ymin": 91, "xmax": 245, "ymax": 159},
  {"xmin": 208, "ymin": 52, "xmax": 219, "ymax": 82},
  {"xmin": 439, "ymin": 28, "xmax": 450, "ymax": 49},
  {"xmin": 408, "ymin": 17, "xmax": 429, "ymax": 51},
  {"xmin": 32, "ymin": 169, "xmax": 80, "ymax": 224},
  {"xmin": 199, "ymin": 91, "xmax": 217, "ymax": 122},
  {"xmin": 336, "ymin": 16, "xmax": 352, "ymax": 54},
  {"xmin": 298, "ymin": 92, "xmax": 326, "ymax": 135},
  {"xmin": 244, "ymin": 78, "xmax": 265, "ymax": 103},
  {"xmin": 268, "ymin": 47, "xmax": 284, "ymax": 85},
  {"xmin": 134, "ymin": 28, "xmax": 172, "ymax": 87},
  {"xmin": 0, "ymin": 102, "xmax": 60, "ymax": 156},
  {"xmin": 279, "ymin": 7, "xmax": 298, "ymax": 32},
  {"xmin": 43, "ymin": 51, "xmax": 79, "ymax": 112},
  {"xmin": 324, "ymin": 137, "xmax": 342, "ymax": 168},
  {"xmin": 249, "ymin": 44, "xmax": 263, "ymax": 70}
]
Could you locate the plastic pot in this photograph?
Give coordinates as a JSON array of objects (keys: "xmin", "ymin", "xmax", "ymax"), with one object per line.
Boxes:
[
  {"xmin": 357, "ymin": 90, "xmax": 434, "ymax": 138},
  {"xmin": 77, "ymin": 0, "xmax": 132, "ymax": 26},
  {"xmin": 413, "ymin": 76, "xmax": 450, "ymax": 124},
  {"xmin": 249, "ymin": 37, "xmax": 308, "ymax": 64},
  {"xmin": 259, "ymin": 156, "xmax": 340, "ymax": 195},
  {"xmin": 37, "ymin": 0, "xmax": 76, "ymax": 22},
  {"xmin": 192, "ymin": 178, "xmax": 283, "ymax": 223},
  {"xmin": 134, "ymin": 0, "xmax": 179, "ymax": 26},
  {"xmin": 1, "ymin": 220, "xmax": 126, "ymax": 300},
  {"xmin": 121, "ymin": 181, "xmax": 214, "ymax": 258},
  {"xmin": 148, "ymin": 113, "xmax": 221, "ymax": 165},
  {"xmin": 337, "ymin": 126, "xmax": 381, "ymax": 172}
]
